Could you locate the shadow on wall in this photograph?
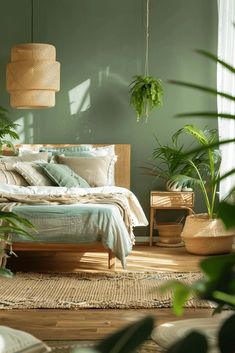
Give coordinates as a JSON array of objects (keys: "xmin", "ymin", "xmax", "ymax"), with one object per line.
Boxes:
[{"xmin": 67, "ymin": 66, "xmax": 130, "ymax": 142}]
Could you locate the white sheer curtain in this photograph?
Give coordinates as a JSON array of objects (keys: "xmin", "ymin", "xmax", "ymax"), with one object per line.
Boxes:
[{"xmin": 217, "ymin": 0, "xmax": 235, "ymax": 200}]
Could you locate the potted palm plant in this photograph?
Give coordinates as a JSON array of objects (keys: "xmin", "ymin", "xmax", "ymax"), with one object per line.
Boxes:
[
  {"xmin": 171, "ymin": 125, "xmax": 235, "ymax": 255},
  {"xmin": 143, "ymin": 130, "xmax": 204, "ymax": 191}
]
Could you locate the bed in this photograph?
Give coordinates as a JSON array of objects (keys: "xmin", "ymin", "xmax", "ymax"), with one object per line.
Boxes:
[{"xmin": 0, "ymin": 144, "xmax": 148, "ymax": 269}]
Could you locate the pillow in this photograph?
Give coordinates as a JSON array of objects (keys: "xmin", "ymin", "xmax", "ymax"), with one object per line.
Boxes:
[
  {"xmin": 39, "ymin": 145, "xmax": 92, "ymax": 160},
  {"xmin": 57, "ymin": 145, "xmax": 117, "ymax": 186},
  {"xmin": 14, "ymin": 162, "xmax": 55, "ymax": 186},
  {"xmin": 0, "ymin": 161, "xmax": 28, "ymax": 186},
  {"xmin": 0, "ymin": 325, "xmax": 50, "ymax": 353},
  {"xmin": 0, "ymin": 152, "xmax": 48, "ymax": 163},
  {"xmin": 55, "ymin": 155, "xmax": 114, "ymax": 187},
  {"xmin": 40, "ymin": 163, "xmax": 90, "ymax": 188}
]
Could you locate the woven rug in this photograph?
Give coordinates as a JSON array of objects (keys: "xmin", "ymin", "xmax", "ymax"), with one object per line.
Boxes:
[
  {"xmin": 0, "ymin": 271, "xmax": 214, "ymax": 310},
  {"xmin": 45, "ymin": 340, "xmax": 161, "ymax": 353}
]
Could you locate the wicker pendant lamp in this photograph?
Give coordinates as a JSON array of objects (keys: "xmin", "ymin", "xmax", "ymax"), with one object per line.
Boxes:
[{"xmin": 6, "ymin": 1, "xmax": 60, "ymax": 109}]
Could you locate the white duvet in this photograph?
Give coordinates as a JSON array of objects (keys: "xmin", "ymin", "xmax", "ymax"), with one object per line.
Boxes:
[
  {"xmin": 0, "ymin": 185, "xmax": 148, "ymax": 227},
  {"xmin": 0, "ymin": 185, "xmax": 148, "ymax": 268}
]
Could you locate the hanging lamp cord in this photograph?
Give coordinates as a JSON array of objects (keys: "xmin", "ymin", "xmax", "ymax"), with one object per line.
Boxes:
[
  {"xmin": 31, "ymin": 0, "xmax": 34, "ymax": 43},
  {"xmin": 144, "ymin": 0, "xmax": 150, "ymax": 77}
]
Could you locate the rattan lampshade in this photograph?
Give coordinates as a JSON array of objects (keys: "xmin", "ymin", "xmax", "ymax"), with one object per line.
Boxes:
[{"xmin": 6, "ymin": 43, "xmax": 60, "ymax": 109}]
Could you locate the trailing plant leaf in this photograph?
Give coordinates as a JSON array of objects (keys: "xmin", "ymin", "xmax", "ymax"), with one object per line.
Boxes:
[
  {"xmin": 129, "ymin": 75, "xmax": 163, "ymax": 121},
  {"xmin": 159, "ymin": 280, "xmax": 192, "ymax": 316},
  {"xmin": 0, "ymin": 267, "xmax": 14, "ymax": 278}
]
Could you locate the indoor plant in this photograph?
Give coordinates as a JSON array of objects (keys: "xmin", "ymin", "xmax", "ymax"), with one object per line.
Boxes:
[
  {"xmin": 143, "ymin": 129, "xmax": 206, "ymax": 191},
  {"xmin": 129, "ymin": 0, "xmax": 163, "ymax": 122},
  {"xmin": 129, "ymin": 75, "xmax": 163, "ymax": 121},
  {"xmin": 171, "ymin": 125, "xmax": 235, "ymax": 255},
  {"xmin": 0, "ymin": 106, "xmax": 35, "ymax": 277}
]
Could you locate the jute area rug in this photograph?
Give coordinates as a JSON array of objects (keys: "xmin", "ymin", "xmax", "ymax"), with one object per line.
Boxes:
[
  {"xmin": 45, "ymin": 340, "xmax": 161, "ymax": 353},
  {"xmin": 0, "ymin": 271, "xmax": 214, "ymax": 310}
]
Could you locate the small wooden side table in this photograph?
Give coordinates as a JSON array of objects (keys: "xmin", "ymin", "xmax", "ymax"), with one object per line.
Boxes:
[{"xmin": 149, "ymin": 191, "xmax": 194, "ymax": 246}]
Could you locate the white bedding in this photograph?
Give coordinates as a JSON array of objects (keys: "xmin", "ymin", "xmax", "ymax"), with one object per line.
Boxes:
[
  {"xmin": 0, "ymin": 185, "xmax": 148, "ymax": 268},
  {"xmin": 0, "ymin": 185, "xmax": 148, "ymax": 227}
]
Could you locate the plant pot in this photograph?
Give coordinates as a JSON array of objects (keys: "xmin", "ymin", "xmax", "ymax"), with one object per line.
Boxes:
[
  {"xmin": 157, "ymin": 222, "xmax": 183, "ymax": 245},
  {"xmin": 181, "ymin": 213, "xmax": 235, "ymax": 255}
]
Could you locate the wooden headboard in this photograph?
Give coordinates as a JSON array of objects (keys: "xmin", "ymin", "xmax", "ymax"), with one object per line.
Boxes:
[{"xmin": 13, "ymin": 144, "xmax": 131, "ymax": 189}]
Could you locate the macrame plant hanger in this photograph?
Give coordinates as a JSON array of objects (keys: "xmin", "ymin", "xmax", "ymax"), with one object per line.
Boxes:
[{"xmin": 129, "ymin": 0, "xmax": 163, "ymax": 122}]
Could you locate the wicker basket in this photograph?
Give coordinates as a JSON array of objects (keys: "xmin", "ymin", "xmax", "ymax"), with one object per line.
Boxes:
[
  {"xmin": 181, "ymin": 214, "xmax": 235, "ymax": 255},
  {"xmin": 157, "ymin": 222, "xmax": 183, "ymax": 244}
]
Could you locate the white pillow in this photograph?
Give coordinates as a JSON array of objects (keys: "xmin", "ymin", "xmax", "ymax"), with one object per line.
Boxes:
[
  {"xmin": 91, "ymin": 145, "xmax": 117, "ymax": 185},
  {"xmin": 0, "ymin": 326, "xmax": 50, "ymax": 353}
]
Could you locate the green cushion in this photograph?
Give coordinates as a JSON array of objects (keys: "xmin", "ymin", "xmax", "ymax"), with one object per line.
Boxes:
[{"xmin": 40, "ymin": 163, "xmax": 90, "ymax": 188}]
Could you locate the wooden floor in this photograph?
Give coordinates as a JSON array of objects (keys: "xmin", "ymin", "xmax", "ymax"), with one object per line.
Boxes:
[{"xmin": 1, "ymin": 245, "xmax": 213, "ymax": 341}]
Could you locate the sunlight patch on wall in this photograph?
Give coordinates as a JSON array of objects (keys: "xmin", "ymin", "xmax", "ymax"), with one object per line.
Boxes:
[
  {"xmin": 14, "ymin": 113, "xmax": 34, "ymax": 143},
  {"xmin": 68, "ymin": 79, "xmax": 91, "ymax": 116},
  {"xmin": 98, "ymin": 66, "xmax": 110, "ymax": 87}
]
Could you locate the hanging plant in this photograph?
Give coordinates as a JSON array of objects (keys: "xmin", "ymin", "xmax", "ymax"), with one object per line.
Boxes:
[
  {"xmin": 129, "ymin": 75, "xmax": 163, "ymax": 121},
  {"xmin": 129, "ymin": 0, "xmax": 163, "ymax": 122}
]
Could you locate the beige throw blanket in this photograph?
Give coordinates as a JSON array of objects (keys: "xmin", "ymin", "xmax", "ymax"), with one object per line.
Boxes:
[{"xmin": 0, "ymin": 192, "xmax": 134, "ymax": 243}]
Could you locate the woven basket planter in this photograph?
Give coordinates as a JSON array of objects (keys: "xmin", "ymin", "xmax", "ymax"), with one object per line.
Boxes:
[
  {"xmin": 157, "ymin": 222, "xmax": 183, "ymax": 245},
  {"xmin": 181, "ymin": 214, "xmax": 235, "ymax": 255}
]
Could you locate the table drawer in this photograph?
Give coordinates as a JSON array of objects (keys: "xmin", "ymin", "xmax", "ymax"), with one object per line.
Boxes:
[{"xmin": 151, "ymin": 192, "xmax": 194, "ymax": 208}]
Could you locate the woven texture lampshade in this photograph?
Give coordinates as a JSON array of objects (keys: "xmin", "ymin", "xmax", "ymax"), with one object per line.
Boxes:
[{"xmin": 6, "ymin": 43, "xmax": 60, "ymax": 109}]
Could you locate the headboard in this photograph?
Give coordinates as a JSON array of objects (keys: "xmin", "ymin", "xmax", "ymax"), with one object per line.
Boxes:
[{"xmin": 13, "ymin": 144, "xmax": 131, "ymax": 189}]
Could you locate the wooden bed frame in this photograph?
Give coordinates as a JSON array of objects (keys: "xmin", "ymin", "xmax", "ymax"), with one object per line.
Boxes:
[{"xmin": 10, "ymin": 144, "xmax": 131, "ymax": 269}]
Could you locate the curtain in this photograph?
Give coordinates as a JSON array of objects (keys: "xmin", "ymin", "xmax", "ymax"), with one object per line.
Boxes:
[{"xmin": 217, "ymin": 0, "xmax": 235, "ymax": 200}]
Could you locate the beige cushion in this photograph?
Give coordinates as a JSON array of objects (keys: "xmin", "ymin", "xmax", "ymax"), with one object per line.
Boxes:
[
  {"xmin": 14, "ymin": 162, "xmax": 55, "ymax": 186},
  {"xmin": 55, "ymin": 155, "xmax": 113, "ymax": 187},
  {"xmin": 1, "ymin": 152, "xmax": 48, "ymax": 162},
  {"xmin": 0, "ymin": 161, "xmax": 28, "ymax": 186},
  {"xmin": 0, "ymin": 325, "xmax": 50, "ymax": 353}
]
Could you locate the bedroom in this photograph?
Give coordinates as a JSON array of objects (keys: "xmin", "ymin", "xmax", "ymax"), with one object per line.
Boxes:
[{"xmin": 0, "ymin": 0, "xmax": 234, "ymax": 353}]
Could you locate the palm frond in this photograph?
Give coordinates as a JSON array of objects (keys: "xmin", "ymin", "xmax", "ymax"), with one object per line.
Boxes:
[{"xmin": 169, "ymin": 80, "xmax": 235, "ymax": 101}]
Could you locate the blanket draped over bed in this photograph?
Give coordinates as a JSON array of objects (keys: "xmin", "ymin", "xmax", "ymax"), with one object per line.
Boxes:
[
  {"xmin": 0, "ymin": 186, "xmax": 148, "ymax": 268},
  {"xmin": 0, "ymin": 192, "xmax": 134, "ymax": 242}
]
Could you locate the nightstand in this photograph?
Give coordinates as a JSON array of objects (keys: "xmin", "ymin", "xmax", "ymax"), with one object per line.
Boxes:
[{"xmin": 149, "ymin": 191, "xmax": 194, "ymax": 246}]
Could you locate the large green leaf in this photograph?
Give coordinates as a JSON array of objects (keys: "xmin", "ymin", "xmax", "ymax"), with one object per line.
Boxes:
[
  {"xmin": 218, "ymin": 314, "xmax": 235, "ymax": 353},
  {"xmin": 166, "ymin": 331, "xmax": 208, "ymax": 353},
  {"xmin": 195, "ymin": 49, "xmax": 235, "ymax": 74},
  {"xmin": 176, "ymin": 111, "xmax": 235, "ymax": 119},
  {"xmin": 200, "ymin": 253, "xmax": 235, "ymax": 280},
  {"xmin": 169, "ymin": 80, "xmax": 235, "ymax": 101},
  {"xmin": 217, "ymin": 202, "xmax": 235, "ymax": 228},
  {"xmin": 96, "ymin": 316, "xmax": 154, "ymax": 353}
]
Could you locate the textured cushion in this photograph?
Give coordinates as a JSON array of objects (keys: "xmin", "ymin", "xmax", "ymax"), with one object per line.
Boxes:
[
  {"xmin": 0, "ymin": 325, "xmax": 50, "ymax": 353},
  {"xmin": 55, "ymin": 155, "xmax": 114, "ymax": 187},
  {"xmin": 58, "ymin": 145, "xmax": 117, "ymax": 186},
  {"xmin": 40, "ymin": 163, "xmax": 90, "ymax": 188},
  {"xmin": 14, "ymin": 162, "xmax": 55, "ymax": 186},
  {"xmin": 0, "ymin": 161, "xmax": 28, "ymax": 186},
  {"xmin": 1, "ymin": 152, "xmax": 48, "ymax": 163}
]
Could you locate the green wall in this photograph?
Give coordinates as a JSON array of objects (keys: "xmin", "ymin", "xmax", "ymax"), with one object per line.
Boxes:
[{"xmin": 1, "ymin": 0, "xmax": 218, "ymax": 237}]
